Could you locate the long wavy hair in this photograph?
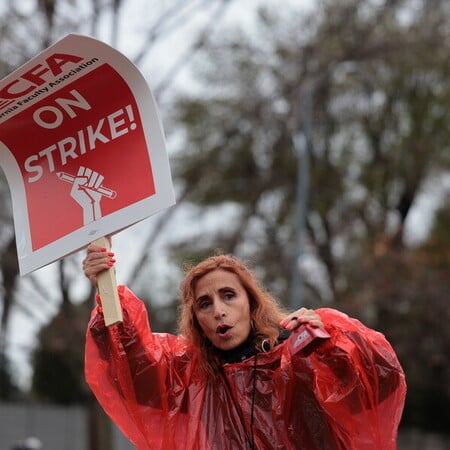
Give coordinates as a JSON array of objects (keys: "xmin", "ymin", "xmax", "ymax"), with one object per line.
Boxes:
[{"xmin": 179, "ymin": 254, "xmax": 287, "ymax": 375}]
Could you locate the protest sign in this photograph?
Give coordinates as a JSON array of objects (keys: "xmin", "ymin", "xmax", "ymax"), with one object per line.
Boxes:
[{"xmin": 0, "ymin": 34, "xmax": 175, "ymax": 280}]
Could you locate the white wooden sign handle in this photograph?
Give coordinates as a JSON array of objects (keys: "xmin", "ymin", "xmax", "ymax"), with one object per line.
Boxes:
[{"xmin": 93, "ymin": 236, "xmax": 123, "ymax": 326}]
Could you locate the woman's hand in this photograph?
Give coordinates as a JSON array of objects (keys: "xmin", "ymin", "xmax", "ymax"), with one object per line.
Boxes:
[
  {"xmin": 82, "ymin": 243, "xmax": 115, "ymax": 286},
  {"xmin": 280, "ymin": 307, "xmax": 324, "ymax": 331}
]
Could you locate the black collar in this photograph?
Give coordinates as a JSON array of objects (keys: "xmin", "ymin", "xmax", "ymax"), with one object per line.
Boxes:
[{"xmin": 217, "ymin": 328, "xmax": 291, "ymax": 364}]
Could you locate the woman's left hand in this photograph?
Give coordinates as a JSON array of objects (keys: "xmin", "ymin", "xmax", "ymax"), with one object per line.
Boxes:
[{"xmin": 280, "ymin": 308, "xmax": 324, "ymax": 330}]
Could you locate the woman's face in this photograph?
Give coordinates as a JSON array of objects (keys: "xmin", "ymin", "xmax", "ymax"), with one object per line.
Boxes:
[{"xmin": 193, "ymin": 269, "xmax": 251, "ymax": 351}]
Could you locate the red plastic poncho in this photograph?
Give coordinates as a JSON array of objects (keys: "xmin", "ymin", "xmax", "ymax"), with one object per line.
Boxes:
[{"xmin": 85, "ymin": 286, "xmax": 406, "ymax": 450}]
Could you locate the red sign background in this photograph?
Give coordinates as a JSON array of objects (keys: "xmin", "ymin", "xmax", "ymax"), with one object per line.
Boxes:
[{"xmin": 0, "ymin": 64, "xmax": 155, "ymax": 250}]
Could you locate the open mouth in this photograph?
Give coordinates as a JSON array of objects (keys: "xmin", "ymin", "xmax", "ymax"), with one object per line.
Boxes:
[{"xmin": 216, "ymin": 324, "xmax": 232, "ymax": 336}]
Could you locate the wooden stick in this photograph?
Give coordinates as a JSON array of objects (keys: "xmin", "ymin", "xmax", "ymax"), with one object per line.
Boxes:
[{"xmin": 93, "ymin": 236, "xmax": 123, "ymax": 326}]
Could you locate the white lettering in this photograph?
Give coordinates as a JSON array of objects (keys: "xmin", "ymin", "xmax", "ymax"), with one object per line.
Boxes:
[
  {"xmin": 24, "ymin": 155, "xmax": 43, "ymax": 183},
  {"xmin": 108, "ymin": 109, "xmax": 128, "ymax": 139},
  {"xmin": 87, "ymin": 119, "xmax": 110, "ymax": 148},
  {"xmin": 77, "ymin": 129, "xmax": 87, "ymax": 154},
  {"xmin": 58, "ymin": 137, "xmax": 78, "ymax": 165},
  {"xmin": 24, "ymin": 105, "xmax": 139, "ymax": 183},
  {"xmin": 38, "ymin": 145, "xmax": 58, "ymax": 173},
  {"xmin": 55, "ymin": 89, "xmax": 91, "ymax": 119},
  {"xmin": 33, "ymin": 105, "xmax": 64, "ymax": 129}
]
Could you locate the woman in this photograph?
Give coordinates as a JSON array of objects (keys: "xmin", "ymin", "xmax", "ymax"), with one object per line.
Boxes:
[{"xmin": 83, "ymin": 245, "xmax": 406, "ymax": 450}]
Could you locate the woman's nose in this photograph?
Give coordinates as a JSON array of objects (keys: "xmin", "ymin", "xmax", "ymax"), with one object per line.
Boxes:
[{"xmin": 213, "ymin": 304, "xmax": 226, "ymax": 319}]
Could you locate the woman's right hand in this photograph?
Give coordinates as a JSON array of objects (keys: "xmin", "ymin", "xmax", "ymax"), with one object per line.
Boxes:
[{"xmin": 82, "ymin": 243, "xmax": 116, "ymax": 286}]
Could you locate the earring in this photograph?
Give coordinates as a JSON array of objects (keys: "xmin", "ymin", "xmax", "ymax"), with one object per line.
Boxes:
[{"xmin": 261, "ymin": 339, "xmax": 270, "ymax": 352}]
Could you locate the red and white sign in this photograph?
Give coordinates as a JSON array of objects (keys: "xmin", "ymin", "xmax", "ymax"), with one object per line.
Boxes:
[{"xmin": 0, "ymin": 34, "xmax": 175, "ymax": 275}]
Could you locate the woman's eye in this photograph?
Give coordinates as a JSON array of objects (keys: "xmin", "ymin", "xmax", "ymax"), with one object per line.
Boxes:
[
  {"xmin": 198, "ymin": 300, "xmax": 211, "ymax": 309},
  {"xmin": 224, "ymin": 292, "xmax": 235, "ymax": 300}
]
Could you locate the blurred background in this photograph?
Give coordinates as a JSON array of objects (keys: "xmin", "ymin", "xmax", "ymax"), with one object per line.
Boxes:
[{"xmin": 0, "ymin": 0, "xmax": 449, "ymax": 449}]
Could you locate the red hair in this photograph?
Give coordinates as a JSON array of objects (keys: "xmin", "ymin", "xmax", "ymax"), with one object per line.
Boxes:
[{"xmin": 179, "ymin": 254, "xmax": 287, "ymax": 375}]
